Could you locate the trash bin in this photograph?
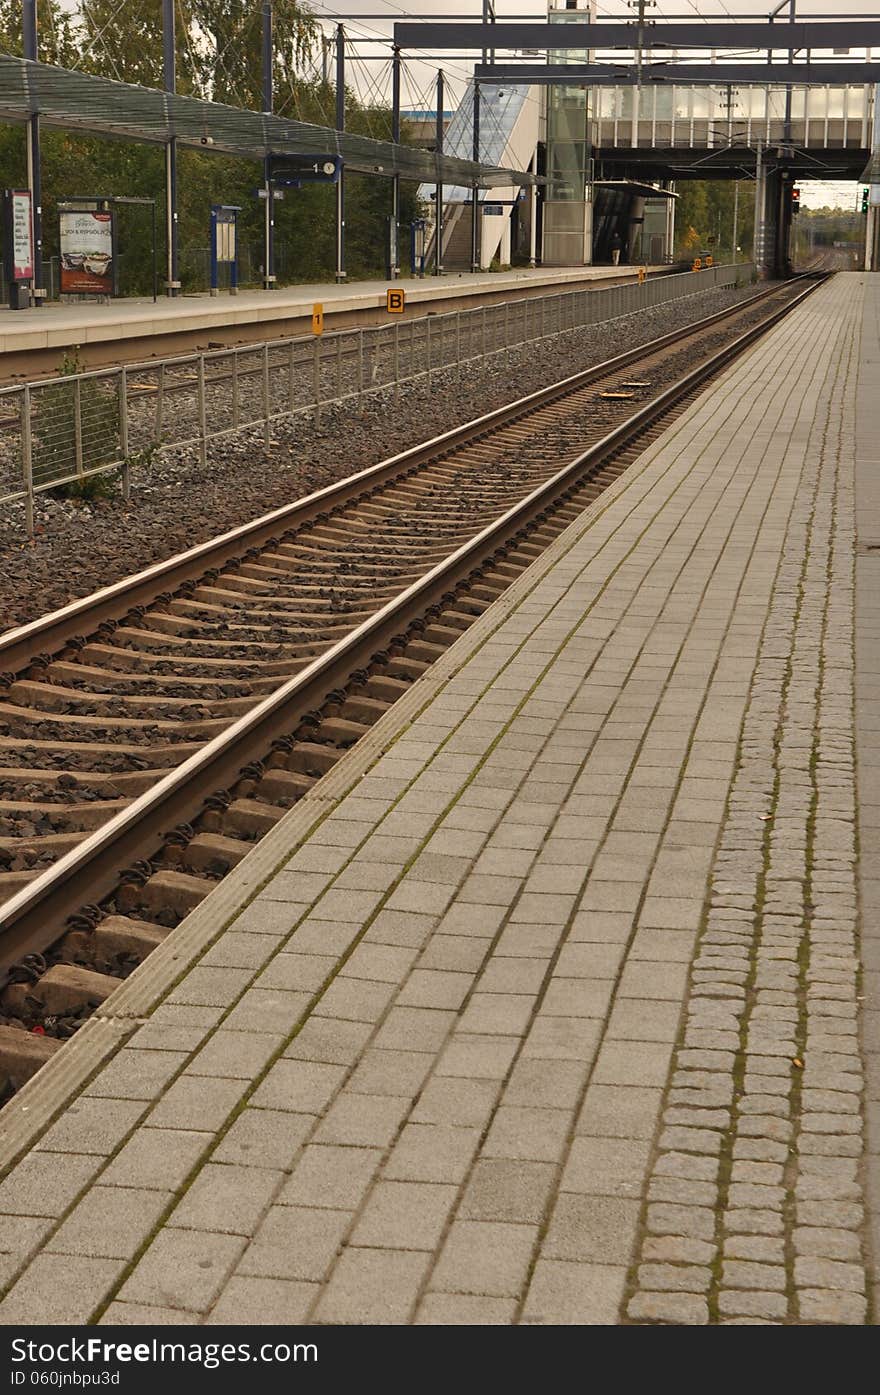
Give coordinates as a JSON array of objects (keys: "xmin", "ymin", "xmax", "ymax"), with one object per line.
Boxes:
[{"xmin": 8, "ymin": 280, "xmax": 31, "ymax": 310}]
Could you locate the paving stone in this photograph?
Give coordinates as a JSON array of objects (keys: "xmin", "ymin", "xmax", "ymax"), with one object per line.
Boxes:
[
  {"xmin": 99, "ymin": 1303, "xmax": 201, "ymax": 1326},
  {"xmin": 648, "ymin": 1176, "xmax": 717, "ymax": 1207},
  {"xmin": 791, "ymin": 1227, "xmax": 862, "ymax": 1261},
  {"xmin": 279, "ymin": 1145, "xmax": 381, "ymax": 1209},
  {"xmin": 413, "ymin": 1076, "xmax": 500, "ymax": 1128},
  {"xmin": 0, "ymin": 1255, "xmax": 124, "ymax": 1324},
  {"xmin": 723, "ymin": 1236, "xmax": 785, "ymax": 1264},
  {"xmin": 314, "ymin": 1248, "xmax": 430, "ymax": 1323},
  {"xmin": 283, "ymin": 1016, "xmax": 373, "ymax": 1066},
  {"xmin": 578, "ymin": 1085, "xmax": 664, "ymax": 1140},
  {"xmin": 561, "ymin": 1137, "xmax": 651, "ymax": 1198},
  {"xmin": 793, "ymin": 1256, "xmax": 865, "ymax": 1292},
  {"xmin": 724, "ymin": 1208, "xmax": 785, "ymax": 1237},
  {"xmin": 351, "ymin": 1180, "xmax": 457, "ymax": 1250},
  {"xmin": 0, "ymin": 1215, "xmax": 52, "ymax": 1256},
  {"xmin": 522, "ymin": 1259, "xmax": 627, "ymax": 1325},
  {"xmin": 430, "ymin": 1220, "xmax": 537, "ymax": 1298},
  {"xmin": 718, "ymin": 1289, "xmax": 789, "ymax": 1320},
  {"xmin": 84, "ymin": 1048, "xmax": 189, "ymax": 1101},
  {"xmin": 213, "ymin": 1109, "xmax": 314, "ymax": 1169},
  {"xmin": 35, "ymin": 1097, "xmax": 146, "ymax": 1156},
  {"xmin": 0, "ymin": 1152, "xmax": 102, "ymax": 1217},
  {"xmin": 207, "ymin": 1276, "xmax": 319, "ymax": 1325},
  {"xmin": 645, "ymin": 1203, "xmax": 716, "ymax": 1242},
  {"xmin": 306, "ymin": 1087, "xmax": 409, "ymax": 1146},
  {"xmin": 250, "ymin": 1059, "xmax": 346, "ymax": 1114},
  {"xmin": 118, "ymin": 1229, "xmax": 246, "ymax": 1313},
  {"xmin": 798, "ymin": 1289, "xmax": 868, "ymax": 1324},
  {"xmin": 47, "ymin": 1186, "xmax": 173, "ymax": 1260},
  {"xmin": 642, "ymin": 1236, "xmax": 715, "ymax": 1265},
  {"xmin": 461, "ymin": 1158, "xmax": 556, "ymax": 1225},
  {"xmin": 543, "ymin": 1194, "xmax": 640, "ymax": 1264},
  {"xmin": 592, "ymin": 1041, "xmax": 674, "ymax": 1088},
  {"xmin": 627, "ymin": 1291, "xmax": 709, "ymax": 1324},
  {"xmin": 722, "ymin": 1260, "xmax": 787, "ymax": 1291},
  {"xmin": 148, "ymin": 1075, "xmax": 248, "ymax": 1133},
  {"xmin": 170, "ymin": 1163, "xmax": 282, "ymax": 1237},
  {"xmin": 521, "ymin": 1015, "xmax": 602, "ymax": 1061},
  {"xmin": 384, "ymin": 1124, "xmax": 481, "ymax": 1184},
  {"xmin": 237, "ymin": 1206, "xmax": 350, "ymax": 1282},
  {"xmin": 416, "ymin": 1293, "xmax": 515, "ymax": 1324},
  {"xmin": 483, "ymin": 1106, "xmax": 572, "ymax": 1163},
  {"xmin": 435, "ymin": 1033, "xmax": 520, "ymax": 1080},
  {"xmin": 372, "ymin": 1006, "xmax": 456, "ymax": 1052}
]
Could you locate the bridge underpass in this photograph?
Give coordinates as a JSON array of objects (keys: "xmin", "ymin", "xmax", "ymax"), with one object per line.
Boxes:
[{"xmin": 396, "ymin": 13, "xmax": 880, "ymax": 279}]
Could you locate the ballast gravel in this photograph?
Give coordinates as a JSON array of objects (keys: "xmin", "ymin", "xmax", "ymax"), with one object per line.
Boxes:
[{"xmin": 0, "ymin": 281, "xmax": 767, "ymax": 632}]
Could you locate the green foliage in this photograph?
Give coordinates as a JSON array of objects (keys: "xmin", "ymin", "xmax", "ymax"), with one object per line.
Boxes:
[
  {"xmin": 33, "ymin": 351, "xmax": 120, "ymax": 490},
  {"xmin": 0, "ymin": 0, "xmax": 421, "ymax": 290},
  {"xmin": 48, "ymin": 468, "xmax": 120, "ymax": 502},
  {"xmin": 674, "ymin": 180, "xmax": 755, "ymax": 262}
]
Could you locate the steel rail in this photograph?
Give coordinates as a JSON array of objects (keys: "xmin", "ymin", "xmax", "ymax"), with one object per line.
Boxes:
[
  {"xmin": 0, "ymin": 276, "xmax": 813, "ymax": 676},
  {"xmin": 0, "ymin": 274, "xmax": 826, "ymax": 972}
]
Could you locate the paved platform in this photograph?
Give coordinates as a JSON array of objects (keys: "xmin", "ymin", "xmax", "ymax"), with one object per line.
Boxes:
[
  {"xmin": 0, "ymin": 273, "xmax": 874, "ymax": 1326},
  {"xmin": 0, "ymin": 265, "xmax": 666, "ymax": 367}
]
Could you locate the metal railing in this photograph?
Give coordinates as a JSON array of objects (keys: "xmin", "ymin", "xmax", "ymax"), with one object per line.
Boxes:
[{"xmin": 0, "ymin": 261, "xmax": 754, "ymax": 534}]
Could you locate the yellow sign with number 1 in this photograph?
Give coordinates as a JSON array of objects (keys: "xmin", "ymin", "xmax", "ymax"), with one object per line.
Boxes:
[{"xmin": 311, "ymin": 303, "xmax": 324, "ymax": 334}]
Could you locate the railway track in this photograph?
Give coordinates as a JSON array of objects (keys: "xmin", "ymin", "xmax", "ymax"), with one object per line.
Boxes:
[{"xmin": 0, "ymin": 271, "xmax": 827, "ymax": 1093}]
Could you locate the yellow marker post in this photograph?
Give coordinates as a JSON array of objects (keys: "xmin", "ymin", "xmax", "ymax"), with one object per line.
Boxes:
[
  {"xmin": 637, "ymin": 266, "xmax": 646, "ymax": 284},
  {"xmin": 311, "ymin": 303, "xmax": 324, "ymax": 334},
  {"xmin": 692, "ymin": 257, "xmax": 702, "ymax": 272},
  {"xmin": 386, "ymin": 288, "xmax": 405, "ymax": 314}
]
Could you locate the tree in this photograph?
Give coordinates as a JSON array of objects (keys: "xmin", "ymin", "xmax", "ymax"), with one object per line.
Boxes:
[
  {"xmin": 0, "ymin": 0, "xmax": 79, "ymax": 66},
  {"xmin": 0, "ymin": 1, "xmax": 423, "ymax": 289},
  {"xmin": 189, "ymin": 0, "xmax": 315, "ymax": 109},
  {"xmin": 674, "ymin": 178, "xmax": 754, "ymax": 261}
]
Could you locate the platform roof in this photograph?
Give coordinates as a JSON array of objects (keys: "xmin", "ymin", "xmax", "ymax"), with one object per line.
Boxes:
[
  {"xmin": 595, "ymin": 180, "xmax": 678, "ymax": 201},
  {"xmin": 0, "ymin": 55, "xmax": 535, "ymax": 190}
]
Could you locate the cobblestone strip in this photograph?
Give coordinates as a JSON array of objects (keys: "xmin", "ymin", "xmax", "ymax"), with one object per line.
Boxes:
[{"xmin": 625, "ymin": 276, "xmax": 868, "ymax": 1324}]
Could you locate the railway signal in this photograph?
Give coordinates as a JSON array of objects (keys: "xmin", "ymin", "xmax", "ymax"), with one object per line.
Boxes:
[
  {"xmin": 862, "ymin": 186, "xmax": 870, "ymax": 215},
  {"xmin": 791, "ymin": 186, "xmax": 801, "ymax": 215}
]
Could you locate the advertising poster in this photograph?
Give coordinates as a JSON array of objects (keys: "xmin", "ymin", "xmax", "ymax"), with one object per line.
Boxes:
[
  {"xmin": 59, "ymin": 209, "xmax": 115, "ymax": 294},
  {"xmin": 7, "ymin": 190, "xmax": 34, "ymax": 280}
]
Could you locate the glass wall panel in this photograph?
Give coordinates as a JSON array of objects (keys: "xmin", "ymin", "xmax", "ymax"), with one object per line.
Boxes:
[
  {"xmin": 655, "ymin": 87, "xmax": 673, "ymax": 120},
  {"xmin": 807, "ymin": 87, "xmax": 827, "ymax": 117}
]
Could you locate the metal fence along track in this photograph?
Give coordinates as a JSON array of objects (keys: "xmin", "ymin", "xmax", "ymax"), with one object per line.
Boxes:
[{"xmin": 0, "ymin": 263, "xmax": 754, "ymax": 533}]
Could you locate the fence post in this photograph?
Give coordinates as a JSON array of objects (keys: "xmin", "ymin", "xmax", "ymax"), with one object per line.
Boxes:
[
  {"xmin": 21, "ymin": 385, "xmax": 34, "ymax": 540},
  {"xmin": 313, "ymin": 338, "xmax": 322, "ymax": 427},
  {"xmin": 156, "ymin": 361, "xmax": 165, "ymax": 439},
  {"xmin": 456, "ymin": 311, "xmax": 462, "ymax": 385},
  {"xmin": 119, "ymin": 365, "xmax": 131, "ymax": 501},
  {"xmin": 357, "ymin": 329, "xmax": 364, "ymax": 402},
  {"xmin": 74, "ymin": 377, "xmax": 84, "ymax": 479},
  {"xmin": 262, "ymin": 343, "xmax": 271, "ymax": 447},
  {"xmin": 197, "ymin": 355, "xmax": 207, "ymax": 468},
  {"xmin": 336, "ymin": 335, "xmax": 343, "ymax": 399},
  {"xmin": 393, "ymin": 321, "xmax": 400, "ymax": 403},
  {"xmin": 288, "ymin": 341, "xmax": 296, "ymax": 410},
  {"xmin": 232, "ymin": 350, "xmax": 240, "ymax": 430}
]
